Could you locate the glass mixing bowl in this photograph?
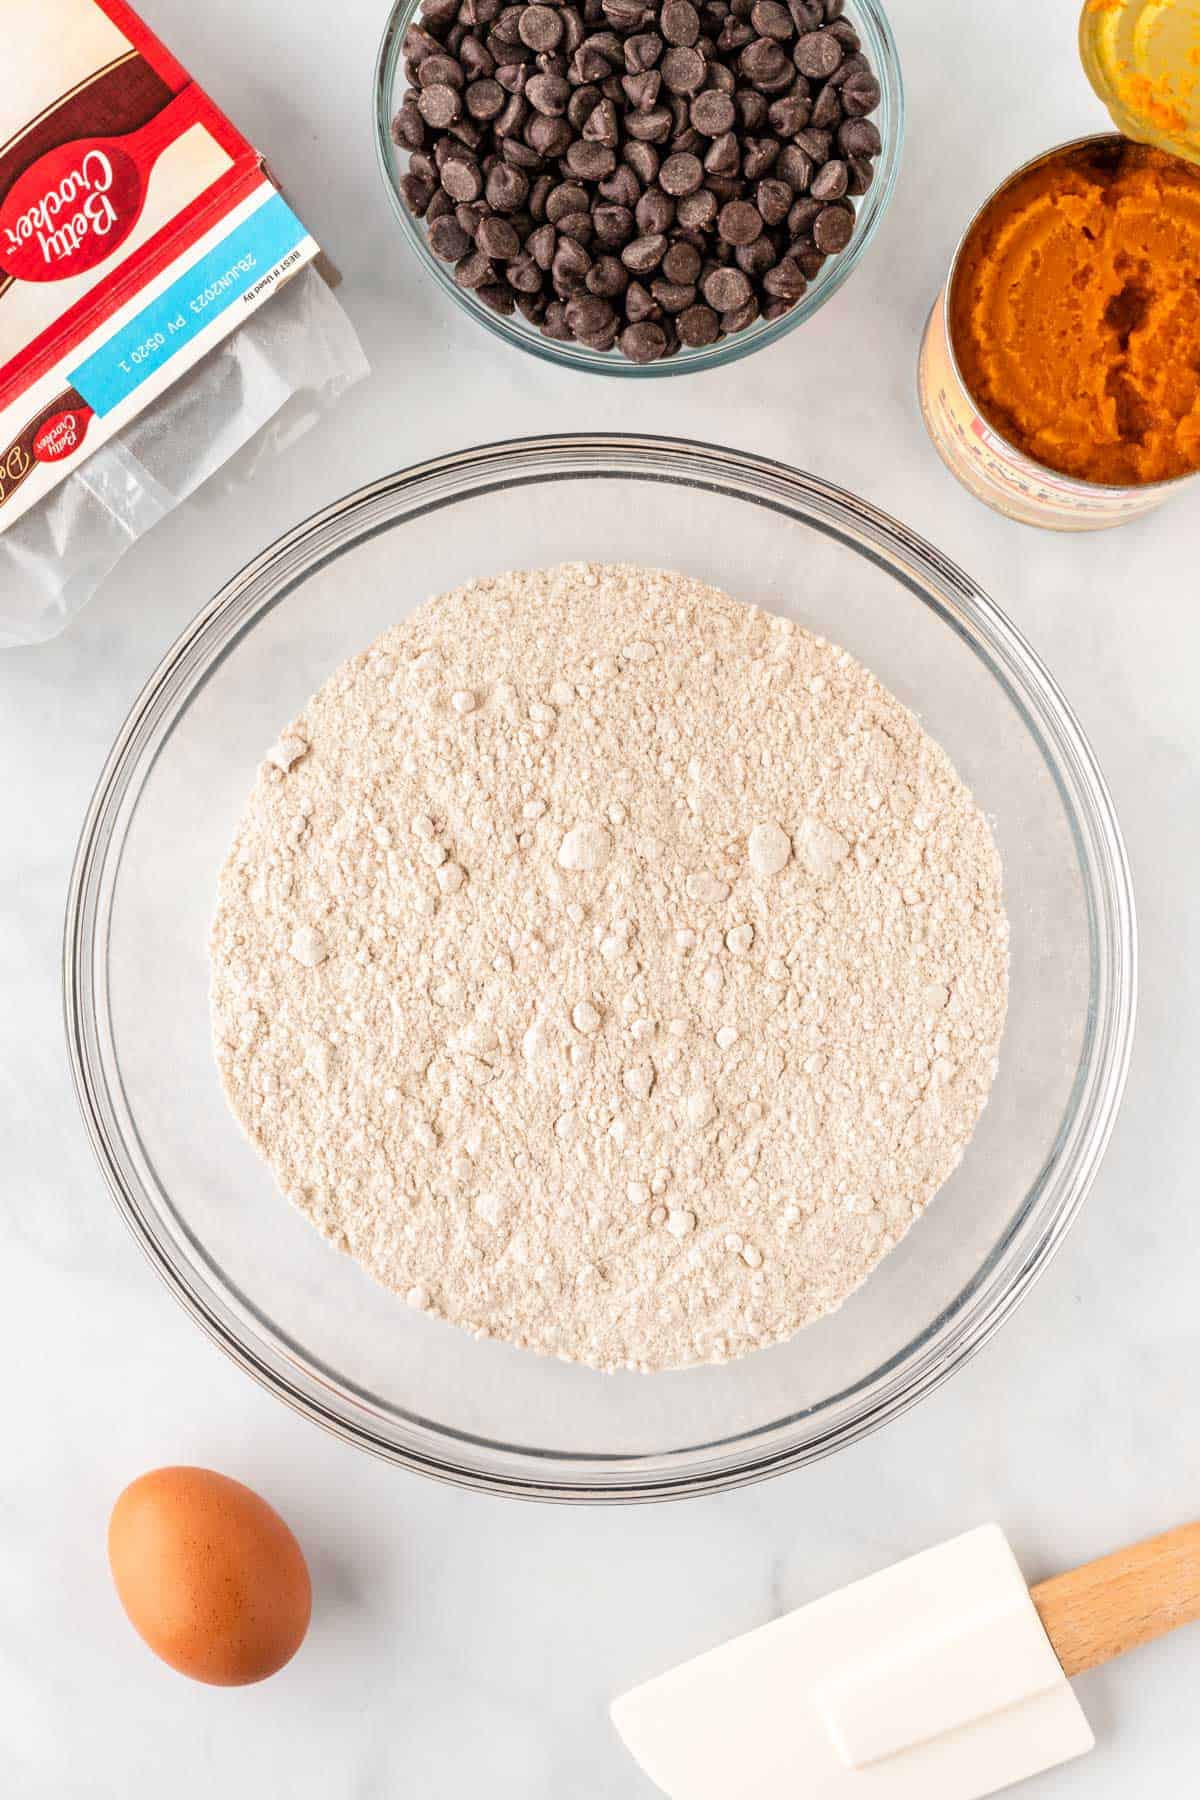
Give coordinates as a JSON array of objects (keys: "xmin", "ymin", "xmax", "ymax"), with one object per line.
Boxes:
[
  {"xmin": 373, "ymin": 0, "xmax": 904, "ymax": 377},
  {"xmin": 65, "ymin": 435, "xmax": 1136, "ymax": 1502}
]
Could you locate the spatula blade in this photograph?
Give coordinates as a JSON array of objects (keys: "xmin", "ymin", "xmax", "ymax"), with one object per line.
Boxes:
[{"xmin": 611, "ymin": 1526, "xmax": 1093, "ymax": 1800}]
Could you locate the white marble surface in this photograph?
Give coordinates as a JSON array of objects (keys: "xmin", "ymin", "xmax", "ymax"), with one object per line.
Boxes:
[{"xmin": 3, "ymin": 0, "xmax": 1199, "ymax": 1793}]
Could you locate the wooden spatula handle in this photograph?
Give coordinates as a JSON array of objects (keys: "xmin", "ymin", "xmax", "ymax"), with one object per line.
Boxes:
[{"xmin": 1031, "ymin": 1521, "xmax": 1200, "ymax": 1678}]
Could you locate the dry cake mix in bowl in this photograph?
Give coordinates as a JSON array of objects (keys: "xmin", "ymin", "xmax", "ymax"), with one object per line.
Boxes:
[
  {"xmin": 67, "ymin": 437, "xmax": 1134, "ymax": 1498},
  {"xmin": 209, "ymin": 564, "xmax": 1008, "ymax": 1372}
]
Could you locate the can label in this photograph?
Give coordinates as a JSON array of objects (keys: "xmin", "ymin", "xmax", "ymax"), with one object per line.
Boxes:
[{"xmin": 917, "ymin": 290, "xmax": 1170, "ymax": 531}]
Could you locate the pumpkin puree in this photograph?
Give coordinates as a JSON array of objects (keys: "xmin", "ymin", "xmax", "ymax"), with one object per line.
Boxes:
[{"xmin": 950, "ymin": 140, "xmax": 1200, "ymax": 486}]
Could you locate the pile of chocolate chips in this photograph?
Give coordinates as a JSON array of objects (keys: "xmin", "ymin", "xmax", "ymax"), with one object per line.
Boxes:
[{"xmin": 393, "ymin": 0, "xmax": 882, "ymax": 362}]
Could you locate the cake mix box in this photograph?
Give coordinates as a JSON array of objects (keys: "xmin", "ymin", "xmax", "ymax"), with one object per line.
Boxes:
[
  {"xmin": 0, "ymin": 0, "xmax": 365, "ymax": 644},
  {"xmin": 0, "ymin": 0, "xmax": 325, "ymax": 532}
]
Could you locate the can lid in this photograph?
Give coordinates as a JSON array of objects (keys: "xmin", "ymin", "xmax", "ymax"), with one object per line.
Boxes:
[{"xmin": 1080, "ymin": 0, "xmax": 1200, "ymax": 165}]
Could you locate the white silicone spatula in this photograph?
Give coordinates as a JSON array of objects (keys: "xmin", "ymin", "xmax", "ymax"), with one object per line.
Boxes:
[{"xmin": 612, "ymin": 1521, "xmax": 1200, "ymax": 1800}]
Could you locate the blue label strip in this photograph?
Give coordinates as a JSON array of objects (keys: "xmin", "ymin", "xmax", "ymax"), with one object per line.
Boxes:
[{"xmin": 69, "ymin": 192, "xmax": 310, "ymax": 418}]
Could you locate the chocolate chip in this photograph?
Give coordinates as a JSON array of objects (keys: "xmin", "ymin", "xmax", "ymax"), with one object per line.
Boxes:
[
  {"xmin": 722, "ymin": 292, "xmax": 759, "ymax": 329},
  {"xmin": 787, "ymin": 194, "xmax": 821, "ymax": 234},
  {"xmin": 812, "ymin": 200, "xmax": 852, "ymax": 251},
  {"xmin": 739, "ymin": 37, "xmax": 791, "ymax": 89},
  {"xmin": 405, "ymin": 22, "xmax": 445, "ymax": 62},
  {"xmin": 507, "ymin": 248, "xmax": 544, "ymax": 288},
  {"xmin": 520, "ymin": 4, "xmax": 564, "ymax": 49},
  {"xmin": 441, "ymin": 156, "xmax": 485, "ymax": 200},
  {"xmin": 552, "ymin": 235, "xmax": 592, "ymax": 287},
  {"xmin": 636, "ymin": 187, "xmax": 675, "ymax": 231},
  {"xmin": 526, "ymin": 111, "xmax": 573, "ymax": 153},
  {"xmin": 690, "ymin": 89, "xmax": 736, "ymax": 134},
  {"xmin": 495, "ymin": 91, "xmax": 529, "ymax": 134},
  {"xmin": 809, "ymin": 81, "xmax": 841, "ymax": 128},
  {"xmin": 837, "ymin": 116, "xmax": 880, "ymax": 157},
  {"xmin": 478, "ymin": 280, "xmax": 516, "ymax": 311},
  {"xmin": 704, "ymin": 129, "xmax": 740, "ymax": 174},
  {"xmin": 762, "ymin": 252, "xmax": 806, "ymax": 298},
  {"xmin": 793, "ymin": 28, "xmax": 841, "ymax": 77},
  {"xmin": 392, "ymin": 103, "xmax": 425, "ymax": 148},
  {"xmin": 626, "ymin": 104, "xmax": 674, "ymax": 141},
  {"xmin": 663, "ymin": 239, "xmax": 702, "ymax": 282},
  {"xmin": 662, "ymin": 0, "xmax": 701, "ymax": 44},
  {"xmin": 741, "ymin": 136, "xmax": 777, "ymax": 178},
  {"xmin": 566, "ymin": 293, "xmax": 618, "ymax": 336},
  {"xmin": 583, "ymin": 95, "xmax": 621, "ymax": 143},
  {"xmin": 768, "ymin": 90, "xmax": 810, "ymax": 134},
  {"xmin": 810, "ymin": 157, "xmax": 846, "ymax": 200},
  {"xmin": 840, "ymin": 69, "xmax": 881, "ymax": 117},
  {"xmin": 528, "ymin": 220, "xmax": 557, "ymax": 264},
  {"xmin": 623, "ymin": 69, "xmax": 662, "ymax": 108},
  {"xmin": 466, "ymin": 76, "xmax": 506, "ymax": 117},
  {"xmin": 525, "ymin": 70, "xmax": 570, "ymax": 111},
  {"xmin": 661, "ymin": 45, "xmax": 707, "ymax": 93},
  {"xmin": 794, "ymin": 125, "xmax": 831, "ymax": 162},
  {"xmin": 845, "ymin": 154, "xmax": 873, "ymax": 194},
  {"xmin": 486, "ymin": 162, "xmax": 529, "ymax": 208},
  {"xmin": 624, "ymin": 139, "xmax": 661, "ymax": 183},
  {"xmin": 419, "ymin": 83, "xmax": 464, "ymax": 127},
  {"xmin": 461, "ymin": 34, "xmax": 496, "ymax": 75},
  {"xmin": 678, "ymin": 301, "xmax": 721, "ymax": 343},
  {"xmin": 476, "ymin": 214, "xmax": 522, "ymax": 257},
  {"xmin": 751, "ymin": 0, "xmax": 793, "ymax": 38},
  {"xmin": 567, "ymin": 139, "xmax": 617, "ymax": 177},
  {"xmin": 755, "ymin": 175, "xmax": 791, "ymax": 225},
  {"xmin": 419, "ymin": 52, "xmax": 466, "ymax": 87},
  {"xmin": 546, "ymin": 179, "xmax": 590, "ymax": 219},
  {"xmin": 401, "ymin": 172, "xmax": 436, "ymax": 214},
  {"xmin": 429, "ymin": 214, "xmax": 474, "ymax": 258},
  {"xmin": 718, "ymin": 18, "xmax": 754, "ymax": 52},
  {"xmin": 501, "ymin": 136, "xmax": 540, "ymax": 166},
  {"xmin": 557, "ymin": 208, "xmax": 595, "ymax": 243},
  {"xmin": 593, "ymin": 201, "xmax": 636, "ymax": 244},
  {"xmin": 651, "ymin": 277, "xmax": 697, "ymax": 310},
  {"xmin": 791, "ymin": 236, "xmax": 825, "ymax": 277},
  {"xmin": 676, "ymin": 186, "xmax": 719, "ymax": 229},
  {"xmin": 702, "ymin": 264, "xmax": 751, "ymax": 309},
  {"xmin": 455, "ymin": 246, "xmax": 495, "ymax": 285},
  {"xmin": 625, "ymin": 29, "xmax": 664, "ymax": 70},
  {"xmin": 735, "ymin": 234, "xmax": 775, "ymax": 274},
  {"xmin": 736, "ymin": 88, "xmax": 769, "ymax": 131},
  {"xmin": 622, "ymin": 231, "xmax": 669, "ymax": 271},
  {"xmin": 717, "ymin": 197, "xmax": 762, "ymax": 243},
  {"xmin": 587, "ymin": 252, "xmax": 629, "ymax": 293},
  {"xmin": 624, "ymin": 278, "xmax": 658, "ymax": 319},
  {"xmin": 542, "ymin": 298, "xmax": 572, "ymax": 336},
  {"xmin": 660, "ymin": 151, "xmax": 704, "ymax": 195},
  {"xmin": 619, "ymin": 320, "xmax": 668, "ymax": 360},
  {"xmin": 599, "ymin": 163, "xmax": 642, "ymax": 204}
]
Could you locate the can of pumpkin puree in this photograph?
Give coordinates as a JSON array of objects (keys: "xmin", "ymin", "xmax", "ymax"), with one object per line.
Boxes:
[{"xmin": 918, "ymin": 132, "xmax": 1200, "ymax": 532}]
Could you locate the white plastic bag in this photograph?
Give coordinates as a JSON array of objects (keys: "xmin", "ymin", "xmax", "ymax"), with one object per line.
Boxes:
[{"xmin": 0, "ymin": 266, "xmax": 367, "ymax": 648}]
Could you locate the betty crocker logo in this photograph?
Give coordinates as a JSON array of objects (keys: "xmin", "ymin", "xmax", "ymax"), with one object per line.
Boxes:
[{"xmin": 0, "ymin": 138, "xmax": 146, "ymax": 283}]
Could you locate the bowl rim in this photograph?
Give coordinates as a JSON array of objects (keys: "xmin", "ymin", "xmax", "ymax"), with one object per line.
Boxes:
[
  {"xmin": 372, "ymin": 0, "xmax": 905, "ymax": 378},
  {"xmin": 64, "ymin": 433, "xmax": 1138, "ymax": 1503}
]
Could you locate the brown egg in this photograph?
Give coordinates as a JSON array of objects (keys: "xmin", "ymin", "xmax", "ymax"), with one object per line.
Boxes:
[{"xmin": 108, "ymin": 1466, "xmax": 312, "ymax": 1685}]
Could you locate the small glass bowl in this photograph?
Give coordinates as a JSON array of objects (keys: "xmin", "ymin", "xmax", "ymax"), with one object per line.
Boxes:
[
  {"xmin": 373, "ymin": 0, "xmax": 904, "ymax": 377},
  {"xmin": 65, "ymin": 436, "xmax": 1136, "ymax": 1502}
]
